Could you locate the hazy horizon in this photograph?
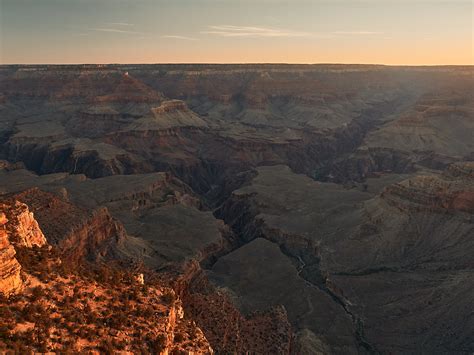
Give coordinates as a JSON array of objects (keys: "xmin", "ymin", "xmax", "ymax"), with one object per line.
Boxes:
[
  {"xmin": 1, "ymin": 0, "xmax": 472, "ymax": 66},
  {"xmin": 0, "ymin": 62, "xmax": 473, "ymax": 67}
]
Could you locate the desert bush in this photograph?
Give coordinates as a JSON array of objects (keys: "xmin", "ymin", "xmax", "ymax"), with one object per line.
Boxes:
[
  {"xmin": 0, "ymin": 324, "xmax": 10, "ymax": 339},
  {"xmin": 99, "ymin": 338, "xmax": 115, "ymax": 353},
  {"xmin": 188, "ymin": 326, "xmax": 197, "ymax": 340},
  {"xmin": 160, "ymin": 290, "xmax": 175, "ymax": 305},
  {"xmin": 174, "ymin": 332, "xmax": 184, "ymax": 342},
  {"xmin": 149, "ymin": 334, "xmax": 167, "ymax": 353},
  {"xmin": 30, "ymin": 286, "xmax": 45, "ymax": 300}
]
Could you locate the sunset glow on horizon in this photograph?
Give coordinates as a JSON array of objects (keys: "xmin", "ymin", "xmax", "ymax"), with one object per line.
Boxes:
[{"xmin": 1, "ymin": 0, "xmax": 472, "ymax": 65}]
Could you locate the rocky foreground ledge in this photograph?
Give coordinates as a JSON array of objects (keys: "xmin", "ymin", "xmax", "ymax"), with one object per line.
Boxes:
[{"xmin": 0, "ymin": 198, "xmax": 212, "ymax": 354}]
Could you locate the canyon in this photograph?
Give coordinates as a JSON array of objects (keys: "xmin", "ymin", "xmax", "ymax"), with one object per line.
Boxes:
[{"xmin": 0, "ymin": 64, "xmax": 473, "ymax": 353}]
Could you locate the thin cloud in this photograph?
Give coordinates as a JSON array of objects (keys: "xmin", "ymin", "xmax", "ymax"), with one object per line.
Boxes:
[
  {"xmin": 89, "ymin": 28, "xmax": 146, "ymax": 35},
  {"xmin": 162, "ymin": 35, "xmax": 198, "ymax": 41},
  {"xmin": 202, "ymin": 25, "xmax": 310, "ymax": 38},
  {"xmin": 106, "ymin": 22, "xmax": 134, "ymax": 26},
  {"xmin": 332, "ymin": 31, "xmax": 383, "ymax": 35}
]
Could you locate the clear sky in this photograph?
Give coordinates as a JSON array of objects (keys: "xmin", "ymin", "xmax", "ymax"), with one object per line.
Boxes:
[{"xmin": 0, "ymin": 0, "xmax": 472, "ymax": 65}]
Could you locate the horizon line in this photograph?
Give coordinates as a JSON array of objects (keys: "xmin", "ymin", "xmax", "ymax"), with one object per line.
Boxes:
[{"xmin": 1, "ymin": 62, "xmax": 473, "ymax": 67}]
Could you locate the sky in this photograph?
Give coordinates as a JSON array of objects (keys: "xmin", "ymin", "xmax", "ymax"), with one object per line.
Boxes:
[{"xmin": 0, "ymin": 0, "xmax": 472, "ymax": 65}]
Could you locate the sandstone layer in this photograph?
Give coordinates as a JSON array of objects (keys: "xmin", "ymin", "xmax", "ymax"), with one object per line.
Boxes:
[{"xmin": 0, "ymin": 210, "xmax": 22, "ymax": 296}]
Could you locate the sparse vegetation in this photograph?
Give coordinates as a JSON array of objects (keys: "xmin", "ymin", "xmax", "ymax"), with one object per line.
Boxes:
[
  {"xmin": 0, "ymin": 243, "xmax": 209, "ymax": 353},
  {"xmin": 161, "ymin": 290, "xmax": 176, "ymax": 305}
]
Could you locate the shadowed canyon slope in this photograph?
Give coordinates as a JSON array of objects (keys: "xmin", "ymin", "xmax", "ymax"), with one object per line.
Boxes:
[{"xmin": 0, "ymin": 64, "xmax": 473, "ymax": 353}]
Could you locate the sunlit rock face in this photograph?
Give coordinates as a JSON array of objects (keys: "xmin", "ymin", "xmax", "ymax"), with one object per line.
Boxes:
[
  {"xmin": 0, "ymin": 200, "xmax": 46, "ymax": 296},
  {"xmin": 0, "ymin": 211, "xmax": 22, "ymax": 296},
  {"xmin": 4, "ymin": 201, "xmax": 47, "ymax": 248}
]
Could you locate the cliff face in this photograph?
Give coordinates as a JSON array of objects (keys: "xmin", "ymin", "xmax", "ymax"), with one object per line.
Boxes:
[
  {"xmin": 11, "ymin": 189, "xmax": 129, "ymax": 263},
  {"xmin": 57, "ymin": 207, "xmax": 128, "ymax": 263},
  {"xmin": 382, "ymin": 178, "xmax": 474, "ymax": 213},
  {"xmin": 3, "ymin": 201, "xmax": 47, "ymax": 248},
  {"xmin": 0, "ymin": 199, "xmax": 48, "ymax": 296},
  {"xmin": 381, "ymin": 162, "xmax": 474, "ymax": 213},
  {"xmin": 163, "ymin": 290, "xmax": 213, "ymax": 355},
  {"xmin": 0, "ymin": 211, "xmax": 22, "ymax": 296},
  {"xmin": 5, "ymin": 138, "xmax": 153, "ymax": 178},
  {"xmin": 182, "ymin": 269, "xmax": 293, "ymax": 354}
]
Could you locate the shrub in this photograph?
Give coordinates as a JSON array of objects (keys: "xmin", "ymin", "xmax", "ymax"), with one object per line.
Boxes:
[
  {"xmin": 149, "ymin": 334, "xmax": 167, "ymax": 353},
  {"xmin": 160, "ymin": 291, "xmax": 175, "ymax": 305},
  {"xmin": 0, "ymin": 324, "xmax": 10, "ymax": 338},
  {"xmin": 30, "ymin": 286, "xmax": 45, "ymax": 300},
  {"xmin": 99, "ymin": 338, "xmax": 115, "ymax": 353},
  {"xmin": 173, "ymin": 332, "xmax": 184, "ymax": 342}
]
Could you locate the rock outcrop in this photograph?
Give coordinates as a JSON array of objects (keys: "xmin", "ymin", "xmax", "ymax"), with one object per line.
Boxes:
[
  {"xmin": 382, "ymin": 173, "xmax": 474, "ymax": 213},
  {"xmin": 183, "ymin": 269, "xmax": 293, "ymax": 354},
  {"xmin": 0, "ymin": 211, "xmax": 22, "ymax": 296},
  {"xmin": 3, "ymin": 201, "xmax": 46, "ymax": 248},
  {"xmin": 11, "ymin": 188, "xmax": 129, "ymax": 263},
  {"xmin": 0, "ymin": 194, "xmax": 213, "ymax": 353},
  {"xmin": 0, "ymin": 199, "xmax": 48, "ymax": 296}
]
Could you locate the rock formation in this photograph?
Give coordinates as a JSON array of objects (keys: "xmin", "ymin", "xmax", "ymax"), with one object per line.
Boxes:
[
  {"xmin": 0, "ymin": 211, "xmax": 22, "ymax": 296},
  {"xmin": 0, "ymin": 64, "xmax": 473, "ymax": 353},
  {"xmin": 0, "ymin": 195, "xmax": 213, "ymax": 353},
  {"xmin": 0, "ymin": 199, "xmax": 48, "ymax": 296},
  {"xmin": 3, "ymin": 201, "xmax": 46, "ymax": 248},
  {"xmin": 217, "ymin": 163, "xmax": 473, "ymax": 353}
]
